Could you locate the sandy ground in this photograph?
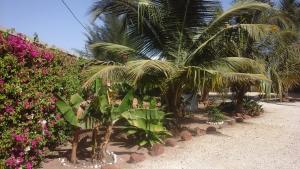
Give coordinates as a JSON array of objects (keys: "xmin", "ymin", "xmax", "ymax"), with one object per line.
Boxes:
[
  {"xmin": 122, "ymin": 102, "xmax": 300, "ymax": 169},
  {"xmin": 42, "ymin": 101, "xmax": 300, "ymax": 169}
]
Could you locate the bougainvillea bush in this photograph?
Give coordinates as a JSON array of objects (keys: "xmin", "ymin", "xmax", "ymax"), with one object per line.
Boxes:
[{"xmin": 0, "ymin": 32, "xmax": 83, "ymax": 168}]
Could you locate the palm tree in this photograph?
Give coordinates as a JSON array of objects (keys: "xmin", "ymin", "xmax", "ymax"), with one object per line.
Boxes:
[
  {"xmin": 85, "ymin": 0, "xmax": 273, "ymax": 117},
  {"xmin": 85, "ymin": 15, "xmax": 142, "ymax": 62},
  {"xmin": 235, "ymin": 0, "xmax": 300, "ymax": 101}
]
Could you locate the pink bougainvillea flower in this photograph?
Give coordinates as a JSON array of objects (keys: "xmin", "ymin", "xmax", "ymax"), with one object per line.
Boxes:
[
  {"xmin": 41, "ymin": 67, "xmax": 48, "ymax": 75},
  {"xmin": 5, "ymin": 105, "xmax": 15, "ymax": 114},
  {"xmin": 31, "ymin": 140, "xmax": 38, "ymax": 149},
  {"xmin": 26, "ymin": 162, "xmax": 33, "ymax": 169},
  {"xmin": 29, "ymin": 48, "xmax": 39, "ymax": 58},
  {"xmin": 43, "ymin": 51, "xmax": 54, "ymax": 61},
  {"xmin": 0, "ymin": 78, "xmax": 4, "ymax": 85},
  {"xmin": 23, "ymin": 100, "xmax": 31, "ymax": 109},
  {"xmin": 13, "ymin": 134, "xmax": 27, "ymax": 142}
]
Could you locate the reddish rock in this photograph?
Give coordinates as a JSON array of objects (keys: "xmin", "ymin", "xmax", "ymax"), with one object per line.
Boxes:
[
  {"xmin": 180, "ymin": 130, "xmax": 192, "ymax": 141},
  {"xmin": 136, "ymin": 147, "xmax": 148, "ymax": 154},
  {"xmin": 206, "ymin": 126, "xmax": 217, "ymax": 134},
  {"xmin": 236, "ymin": 113, "xmax": 243, "ymax": 117},
  {"xmin": 225, "ymin": 119, "xmax": 235, "ymax": 125},
  {"xmin": 149, "ymin": 144, "xmax": 164, "ymax": 156},
  {"xmin": 101, "ymin": 164, "xmax": 119, "ymax": 169},
  {"xmin": 243, "ymin": 114, "xmax": 252, "ymax": 119},
  {"xmin": 165, "ymin": 138, "xmax": 177, "ymax": 147},
  {"xmin": 194, "ymin": 127, "xmax": 206, "ymax": 136},
  {"xmin": 128, "ymin": 153, "xmax": 146, "ymax": 163},
  {"xmin": 235, "ymin": 117, "xmax": 244, "ymax": 123},
  {"xmin": 115, "ymin": 132, "xmax": 128, "ymax": 140}
]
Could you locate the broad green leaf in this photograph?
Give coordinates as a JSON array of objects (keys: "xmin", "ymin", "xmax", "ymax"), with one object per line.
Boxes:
[
  {"xmin": 98, "ymin": 94, "xmax": 109, "ymax": 113},
  {"xmin": 62, "ymin": 108, "xmax": 78, "ymax": 126},
  {"xmin": 56, "ymin": 100, "xmax": 72, "ymax": 115},
  {"xmin": 117, "ymin": 89, "xmax": 134, "ymax": 112},
  {"xmin": 70, "ymin": 93, "xmax": 84, "ymax": 110},
  {"xmin": 149, "ymin": 98, "xmax": 157, "ymax": 109}
]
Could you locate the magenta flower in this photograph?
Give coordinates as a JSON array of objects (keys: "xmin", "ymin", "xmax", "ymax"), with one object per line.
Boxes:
[
  {"xmin": 23, "ymin": 100, "xmax": 31, "ymax": 109},
  {"xmin": 31, "ymin": 140, "xmax": 38, "ymax": 149},
  {"xmin": 13, "ymin": 134, "xmax": 27, "ymax": 142},
  {"xmin": 26, "ymin": 162, "xmax": 33, "ymax": 169},
  {"xmin": 5, "ymin": 105, "xmax": 15, "ymax": 114},
  {"xmin": 43, "ymin": 51, "xmax": 54, "ymax": 61},
  {"xmin": 29, "ymin": 48, "xmax": 39, "ymax": 58},
  {"xmin": 0, "ymin": 78, "xmax": 4, "ymax": 85}
]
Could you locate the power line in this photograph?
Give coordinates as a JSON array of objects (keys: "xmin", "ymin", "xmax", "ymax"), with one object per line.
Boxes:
[{"xmin": 60, "ymin": 0, "xmax": 88, "ymax": 32}]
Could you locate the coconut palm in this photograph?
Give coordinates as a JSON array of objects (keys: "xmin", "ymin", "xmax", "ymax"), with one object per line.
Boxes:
[
  {"xmin": 232, "ymin": 0, "xmax": 300, "ymax": 101},
  {"xmin": 85, "ymin": 15, "xmax": 144, "ymax": 62},
  {"xmin": 85, "ymin": 0, "xmax": 274, "ymax": 117}
]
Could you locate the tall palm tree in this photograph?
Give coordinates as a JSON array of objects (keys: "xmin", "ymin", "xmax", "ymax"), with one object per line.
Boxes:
[
  {"xmin": 85, "ymin": 15, "xmax": 145, "ymax": 62},
  {"xmin": 237, "ymin": 0, "xmax": 300, "ymax": 100},
  {"xmin": 85, "ymin": 0, "xmax": 273, "ymax": 116}
]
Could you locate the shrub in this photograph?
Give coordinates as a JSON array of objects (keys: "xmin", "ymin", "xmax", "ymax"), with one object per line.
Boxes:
[
  {"xmin": 122, "ymin": 98, "xmax": 171, "ymax": 147},
  {"xmin": 207, "ymin": 107, "xmax": 225, "ymax": 122},
  {"xmin": 0, "ymin": 32, "xmax": 83, "ymax": 168},
  {"xmin": 242, "ymin": 98, "xmax": 263, "ymax": 116}
]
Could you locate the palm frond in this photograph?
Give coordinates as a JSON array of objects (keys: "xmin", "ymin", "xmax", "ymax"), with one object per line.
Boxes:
[
  {"xmin": 126, "ymin": 60, "xmax": 176, "ymax": 84},
  {"xmin": 83, "ymin": 64, "xmax": 127, "ymax": 88},
  {"xmin": 240, "ymin": 24, "xmax": 279, "ymax": 41},
  {"xmin": 204, "ymin": 1, "xmax": 270, "ymax": 35}
]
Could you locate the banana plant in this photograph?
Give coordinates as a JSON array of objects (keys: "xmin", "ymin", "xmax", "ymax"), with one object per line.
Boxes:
[
  {"xmin": 56, "ymin": 93, "xmax": 95, "ymax": 163},
  {"xmin": 87, "ymin": 81, "xmax": 134, "ymax": 161},
  {"xmin": 56, "ymin": 78, "xmax": 134, "ymax": 163},
  {"xmin": 122, "ymin": 98, "xmax": 171, "ymax": 147}
]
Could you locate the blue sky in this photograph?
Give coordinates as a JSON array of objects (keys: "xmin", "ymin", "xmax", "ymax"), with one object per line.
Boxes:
[{"xmin": 0, "ymin": 0, "xmax": 232, "ymax": 52}]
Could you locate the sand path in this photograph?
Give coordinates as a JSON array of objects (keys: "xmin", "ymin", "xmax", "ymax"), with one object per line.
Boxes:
[{"xmin": 123, "ymin": 102, "xmax": 300, "ymax": 169}]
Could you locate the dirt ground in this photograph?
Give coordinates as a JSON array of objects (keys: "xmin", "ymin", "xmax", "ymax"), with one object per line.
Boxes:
[{"xmin": 42, "ymin": 101, "xmax": 300, "ymax": 169}]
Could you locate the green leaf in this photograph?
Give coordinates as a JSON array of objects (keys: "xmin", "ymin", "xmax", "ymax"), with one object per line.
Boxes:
[
  {"xmin": 70, "ymin": 93, "xmax": 84, "ymax": 110},
  {"xmin": 139, "ymin": 140, "xmax": 148, "ymax": 146},
  {"xmin": 98, "ymin": 94, "xmax": 109, "ymax": 113},
  {"xmin": 94, "ymin": 78, "xmax": 102, "ymax": 95},
  {"xmin": 117, "ymin": 89, "xmax": 134, "ymax": 112},
  {"xmin": 56, "ymin": 100, "xmax": 72, "ymax": 115},
  {"xmin": 149, "ymin": 98, "xmax": 157, "ymax": 109},
  {"xmin": 127, "ymin": 130, "xmax": 137, "ymax": 135}
]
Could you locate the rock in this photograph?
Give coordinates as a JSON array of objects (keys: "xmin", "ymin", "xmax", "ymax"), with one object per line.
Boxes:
[
  {"xmin": 128, "ymin": 153, "xmax": 146, "ymax": 163},
  {"xmin": 235, "ymin": 117, "xmax": 244, "ymax": 123},
  {"xmin": 206, "ymin": 126, "xmax": 217, "ymax": 134},
  {"xmin": 101, "ymin": 164, "xmax": 119, "ymax": 169},
  {"xmin": 193, "ymin": 127, "xmax": 206, "ymax": 136},
  {"xmin": 180, "ymin": 130, "xmax": 192, "ymax": 141},
  {"xmin": 236, "ymin": 113, "xmax": 243, "ymax": 117},
  {"xmin": 165, "ymin": 138, "xmax": 177, "ymax": 147},
  {"xmin": 115, "ymin": 132, "xmax": 128, "ymax": 140},
  {"xmin": 136, "ymin": 147, "xmax": 148, "ymax": 154},
  {"xmin": 225, "ymin": 119, "xmax": 235, "ymax": 125},
  {"xmin": 243, "ymin": 114, "xmax": 252, "ymax": 119},
  {"xmin": 149, "ymin": 144, "xmax": 164, "ymax": 156}
]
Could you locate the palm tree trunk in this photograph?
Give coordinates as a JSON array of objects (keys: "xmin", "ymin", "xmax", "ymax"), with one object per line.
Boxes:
[
  {"xmin": 165, "ymin": 82, "xmax": 183, "ymax": 119},
  {"xmin": 98, "ymin": 122, "xmax": 113, "ymax": 161},
  {"xmin": 71, "ymin": 128, "xmax": 81, "ymax": 163},
  {"xmin": 232, "ymin": 83, "xmax": 249, "ymax": 115},
  {"xmin": 91, "ymin": 127, "xmax": 99, "ymax": 161},
  {"xmin": 200, "ymin": 88, "xmax": 210, "ymax": 107}
]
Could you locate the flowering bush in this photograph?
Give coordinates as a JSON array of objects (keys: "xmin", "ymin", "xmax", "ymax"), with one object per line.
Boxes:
[{"xmin": 0, "ymin": 32, "xmax": 83, "ymax": 168}]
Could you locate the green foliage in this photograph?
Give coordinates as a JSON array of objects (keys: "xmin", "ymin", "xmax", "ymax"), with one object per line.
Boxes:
[
  {"xmin": 86, "ymin": 0, "xmax": 273, "ymax": 118},
  {"xmin": 242, "ymin": 98, "xmax": 263, "ymax": 116},
  {"xmin": 122, "ymin": 107, "xmax": 171, "ymax": 147},
  {"xmin": 56, "ymin": 94, "xmax": 84, "ymax": 127},
  {"xmin": 207, "ymin": 107, "xmax": 225, "ymax": 122}
]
